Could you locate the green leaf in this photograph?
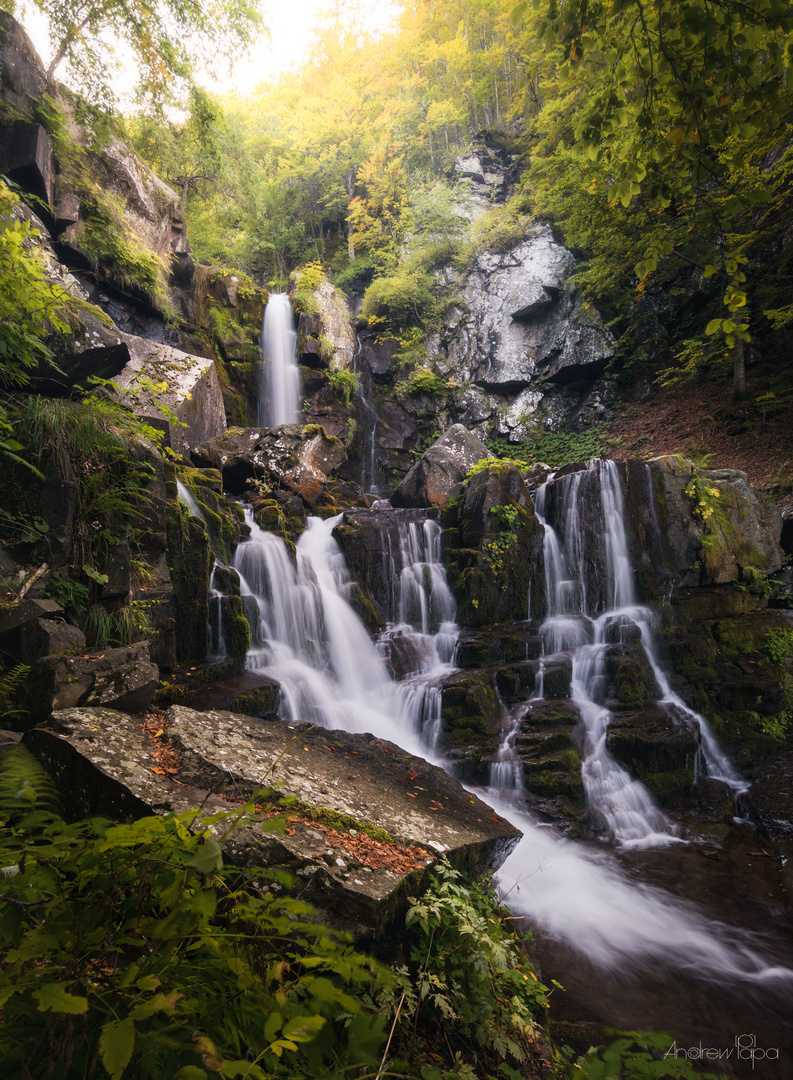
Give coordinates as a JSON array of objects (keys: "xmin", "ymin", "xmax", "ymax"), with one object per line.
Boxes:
[
  {"xmin": 704, "ymin": 319, "xmax": 723, "ymax": 336},
  {"xmin": 35, "ymin": 982, "xmax": 89, "ymax": 1014},
  {"xmin": 135, "ymin": 973, "xmax": 161, "ymax": 991},
  {"xmin": 282, "ymin": 1014, "xmax": 326, "ymax": 1042},
  {"xmin": 703, "ymin": 264, "xmax": 718, "ymax": 278},
  {"xmin": 188, "ymin": 837, "xmax": 223, "ymax": 873},
  {"xmin": 99, "ymin": 1017, "xmax": 136, "ymax": 1080},
  {"xmin": 175, "ymin": 1069, "xmax": 208, "ymax": 1080}
]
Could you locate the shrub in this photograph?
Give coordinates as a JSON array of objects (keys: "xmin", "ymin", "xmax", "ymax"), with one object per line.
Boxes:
[{"xmin": 360, "ymin": 267, "xmax": 435, "ymax": 332}]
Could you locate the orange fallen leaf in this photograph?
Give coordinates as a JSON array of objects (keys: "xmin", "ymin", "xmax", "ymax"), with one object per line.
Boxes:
[{"xmin": 149, "ymin": 767, "xmax": 166, "ymax": 775}]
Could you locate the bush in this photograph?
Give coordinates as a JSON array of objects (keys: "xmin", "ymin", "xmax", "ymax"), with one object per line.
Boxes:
[
  {"xmin": 360, "ymin": 267, "xmax": 436, "ymax": 332},
  {"xmin": 0, "ymin": 746, "xmax": 388, "ymax": 1080}
]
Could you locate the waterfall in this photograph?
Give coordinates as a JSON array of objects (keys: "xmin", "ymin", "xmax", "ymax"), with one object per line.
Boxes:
[
  {"xmin": 258, "ymin": 293, "xmax": 301, "ymax": 428},
  {"xmin": 227, "ymin": 496, "xmax": 790, "ymax": 994},
  {"xmin": 176, "ymin": 480, "xmax": 204, "ymax": 520},
  {"xmin": 352, "ymin": 334, "xmax": 381, "ymax": 494}
]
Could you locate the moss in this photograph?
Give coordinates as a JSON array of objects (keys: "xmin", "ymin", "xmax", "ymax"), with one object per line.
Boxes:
[
  {"xmin": 221, "ymin": 595, "xmax": 250, "ymax": 675},
  {"xmin": 152, "ymin": 683, "xmax": 189, "ymax": 707},
  {"xmin": 281, "ymin": 799, "xmax": 394, "ymax": 843},
  {"xmin": 165, "ymin": 504, "xmax": 210, "ymax": 664},
  {"xmin": 231, "ymin": 686, "xmax": 279, "ymax": 718}
]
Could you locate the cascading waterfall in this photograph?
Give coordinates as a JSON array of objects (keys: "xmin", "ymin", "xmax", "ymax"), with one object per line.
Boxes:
[
  {"xmin": 258, "ymin": 293, "xmax": 301, "ymax": 428},
  {"xmin": 352, "ymin": 335, "xmax": 381, "ymax": 494},
  {"xmin": 530, "ymin": 461, "xmax": 678, "ymax": 846},
  {"xmin": 227, "ymin": 493, "xmax": 790, "ymax": 994}
]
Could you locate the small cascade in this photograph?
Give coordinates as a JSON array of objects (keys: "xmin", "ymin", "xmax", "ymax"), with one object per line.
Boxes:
[
  {"xmin": 207, "ymin": 563, "xmax": 227, "ymax": 660},
  {"xmin": 258, "ymin": 293, "xmax": 301, "ymax": 428},
  {"xmin": 176, "ymin": 480, "xmax": 204, "ymax": 520},
  {"xmin": 529, "ymin": 459, "xmax": 747, "ymax": 845},
  {"xmin": 352, "ymin": 334, "xmax": 381, "ymax": 494}
]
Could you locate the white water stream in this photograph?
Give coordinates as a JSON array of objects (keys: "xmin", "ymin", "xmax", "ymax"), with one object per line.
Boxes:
[
  {"xmin": 228, "ymin": 474, "xmax": 791, "ymax": 989},
  {"xmin": 258, "ymin": 293, "xmax": 301, "ymax": 428}
]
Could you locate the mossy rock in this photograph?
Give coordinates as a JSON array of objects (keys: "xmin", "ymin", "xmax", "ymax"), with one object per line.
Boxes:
[
  {"xmin": 439, "ymin": 670, "xmax": 500, "ymax": 751},
  {"xmin": 231, "ymin": 685, "xmax": 279, "ymax": 719},
  {"xmin": 165, "ymin": 504, "xmax": 210, "ymax": 664}
]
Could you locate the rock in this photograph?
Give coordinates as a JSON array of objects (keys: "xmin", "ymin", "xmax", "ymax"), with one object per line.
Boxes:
[
  {"xmin": 0, "ymin": 13, "xmax": 50, "ymax": 116},
  {"xmin": 606, "ymin": 703, "xmax": 700, "ymax": 805},
  {"xmin": 23, "ymin": 705, "xmax": 522, "ymax": 937},
  {"xmin": 443, "ymin": 462, "xmax": 544, "ymax": 626},
  {"xmin": 0, "ymin": 598, "xmax": 64, "ymax": 662},
  {"xmin": 112, "ymin": 334, "xmax": 227, "ymax": 459},
  {"xmin": 0, "ymin": 120, "xmax": 54, "ymax": 205},
  {"xmin": 292, "ymin": 273, "xmax": 356, "ymax": 370},
  {"xmin": 434, "ymin": 226, "xmax": 613, "ymax": 391},
  {"xmin": 648, "ymin": 456, "xmax": 784, "ymax": 586},
  {"xmin": 16, "ymin": 643, "xmax": 159, "ymax": 729},
  {"xmin": 194, "ymin": 424, "xmax": 347, "ymax": 507},
  {"xmin": 391, "ymin": 424, "xmax": 490, "ymax": 508},
  {"xmin": 361, "ymin": 335, "xmax": 399, "ymax": 381},
  {"xmin": 19, "ymin": 618, "xmax": 86, "ymax": 663}
]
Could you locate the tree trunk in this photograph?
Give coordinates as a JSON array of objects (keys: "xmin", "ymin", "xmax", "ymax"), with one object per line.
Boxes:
[{"xmin": 732, "ymin": 341, "xmax": 746, "ymax": 401}]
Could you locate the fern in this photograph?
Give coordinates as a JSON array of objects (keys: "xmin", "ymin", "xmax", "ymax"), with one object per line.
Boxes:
[
  {"xmin": 0, "ymin": 664, "xmax": 31, "ymax": 728},
  {"xmin": 0, "ymin": 743, "xmax": 62, "ymax": 831}
]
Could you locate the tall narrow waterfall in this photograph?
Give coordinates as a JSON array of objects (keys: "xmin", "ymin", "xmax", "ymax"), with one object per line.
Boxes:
[
  {"xmin": 352, "ymin": 335, "xmax": 381, "ymax": 494},
  {"xmin": 258, "ymin": 293, "xmax": 301, "ymax": 428}
]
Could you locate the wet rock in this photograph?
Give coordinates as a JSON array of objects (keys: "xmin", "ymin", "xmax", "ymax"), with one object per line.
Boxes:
[
  {"xmin": 443, "ymin": 462, "xmax": 544, "ymax": 626},
  {"xmin": 606, "ymin": 703, "xmax": 700, "ymax": 805},
  {"xmin": 193, "ymin": 424, "xmax": 346, "ymax": 507},
  {"xmin": 16, "ymin": 643, "xmax": 159, "ymax": 729},
  {"xmin": 23, "ymin": 705, "xmax": 522, "ymax": 937},
  {"xmin": 514, "ymin": 700, "xmax": 585, "ymax": 815},
  {"xmin": 439, "ymin": 669, "xmax": 501, "ymax": 754},
  {"xmin": 391, "ymin": 424, "xmax": 490, "ymax": 508},
  {"xmin": 361, "ymin": 334, "xmax": 398, "ymax": 380},
  {"xmin": 454, "ymin": 626, "xmax": 543, "ymax": 669}
]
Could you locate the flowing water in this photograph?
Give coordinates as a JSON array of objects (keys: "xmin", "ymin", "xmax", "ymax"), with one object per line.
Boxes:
[
  {"xmin": 176, "ymin": 480, "xmax": 204, "ymax": 520},
  {"xmin": 258, "ymin": 293, "xmax": 301, "ymax": 428},
  {"xmin": 352, "ymin": 334, "xmax": 381, "ymax": 494},
  {"xmin": 228, "ymin": 474, "xmax": 793, "ymax": 1070}
]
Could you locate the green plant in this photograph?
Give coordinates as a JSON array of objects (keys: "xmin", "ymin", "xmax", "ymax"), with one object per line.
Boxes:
[
  {"xmin": 763, "ymin": 628, "xmax": 793, "ymax": 666},
  {"xmin": 291, "ymin": 261, "xmax": 326, "ymax": 313},
  {"xmin": 485, "ymin": 426, "xmax": 620, "ymax": 470},
  {"xmin": 379, "ymin": 861, "xmax": 552, "ymax": 1075},
  {"xmin": 0, "ymin": 664, "xmax": 31, "ymax": 727},
  {"xmin": 45, "ymin": 571, "xmax": 90, "ymax": 623},
  {"xmin": 401, "ymin": 368, "xmax": 448, "ymax": 398},
  {"xmin": 327, "ymin": 368, "xmax": 359, "ymax": 407},
  {"xmin": 0, "ymin": 745, "xmax": 389, "ymax": 1080},
  {"xmin": 557, "ymin": 1029, "xmax": 726, "ymax": 1079}
]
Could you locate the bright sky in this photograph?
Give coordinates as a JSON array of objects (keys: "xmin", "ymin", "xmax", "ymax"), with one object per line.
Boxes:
[{"xmin": 19, "ymin": 0, "xmax": 400, "ymax": 101}]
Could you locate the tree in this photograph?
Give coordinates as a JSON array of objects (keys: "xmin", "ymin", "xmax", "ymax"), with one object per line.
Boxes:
[
  {"xmin": 513, "ymin": 0, "xmax": 793, "ymax": 397},
  {"xmin": 29, "ymin": 0, "xmax": 264, "ymax": 109}
]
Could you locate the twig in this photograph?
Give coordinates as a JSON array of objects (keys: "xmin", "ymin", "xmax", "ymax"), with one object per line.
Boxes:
[
  {"xmin": 376, "ymin": 992, "xmax": 405, "ymax": 1080},
  {"xmin": 18, "ymin": 563, "xmax": 48, "ymax": 601}
]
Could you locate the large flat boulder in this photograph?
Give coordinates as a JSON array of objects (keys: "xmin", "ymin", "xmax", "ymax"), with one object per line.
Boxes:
[
  {"xmin": 23, "ymin": 704, "xmax": 522, "ymax": 938},
  {"xmin": 113, "ymin": 335, "xmax": 226, "ymax": 458}
]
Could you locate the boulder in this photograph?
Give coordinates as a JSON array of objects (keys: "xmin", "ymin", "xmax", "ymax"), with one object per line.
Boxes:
[
  {"xmin": 0, "ymin": 12, "xmax": 50, "ymax": 116},
  {"xmin": 0, "ymin": 598, "xmax": 64, "ymax": 662},
  {"xmin": 112, "ymin": 335, "xmax": 227, "ymax": 458},
  {"xmin": 391, "ymin": 425, "xmax": 490, "ymax": 508},
  {"xmin": 443, "ymin": 461, "xmax": 544, "ymax": 626},
  {"xmin": 361, "ymin": 335, "xmax": 399, "ymax": 381},
  {"xmin": 292, "ymin": 273, "xmax": 356, "ymax": 370},
  {"xmin": 193, "ymin": 424, "xmax": 347, "ymax": 507},
  {"xmin": 648, "ymin": 456, "xmax": 784, "ymax": 586},
  {"xmin": 0, "ymin": 120, "xmax": 54, "ymax": 205},
  {"xmin": 19, "ymin": 618, "xmax": 86, "ymax": 663},
  {"xmin": 16, "ymin": 643, "xmax": 159, "ymax": 729},
  {"xmin": 23, "ymin": 705, "xmax": 522, "ymax": 937}
]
